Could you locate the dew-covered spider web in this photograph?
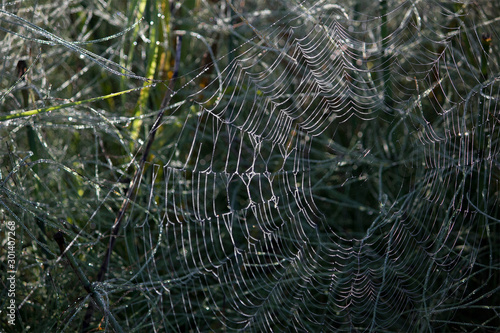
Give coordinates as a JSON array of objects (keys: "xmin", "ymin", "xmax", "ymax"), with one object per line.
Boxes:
[{"xmin": 1, "ymin": 0, "xmax": 499, "ymax": 332}]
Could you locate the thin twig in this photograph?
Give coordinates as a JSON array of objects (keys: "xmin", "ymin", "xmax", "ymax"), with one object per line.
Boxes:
[
  {"xmin": 54, "ymin": 231, "xmax": 125, "ymax": 333},
  {"xmin": 81, "ymin": 35, "xmax": 183, "ymax": 332}
]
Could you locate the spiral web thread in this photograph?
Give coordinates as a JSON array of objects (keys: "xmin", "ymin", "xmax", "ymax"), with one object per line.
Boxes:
[{"xmin": 1, "ymin": 0, "xmax": 499, "ymax": 332}]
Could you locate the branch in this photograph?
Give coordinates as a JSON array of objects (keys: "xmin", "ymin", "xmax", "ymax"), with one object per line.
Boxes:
[
  {"xmin": 81, "ymin": 34, "xmax": 183, "ymax": 332},
  {"xmin": 54, "ymin": 231, "xmax": 124, "ymax": 333}
]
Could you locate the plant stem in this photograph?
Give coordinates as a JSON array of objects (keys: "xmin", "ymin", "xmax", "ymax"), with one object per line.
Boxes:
[
  {"xmin": 0, "ymin": 87, "xmax": 149, "ymax": 121},
  {"xmin": 53, "ymin": 232, "xmax": 125, "ymax": 333},
  {"xmin": 81, "ymin": 34, "xmax": 183, "ymax": 332},
  {"xmin": 380, "ymin": 0, "xmax": 392, "ymax": 109}
]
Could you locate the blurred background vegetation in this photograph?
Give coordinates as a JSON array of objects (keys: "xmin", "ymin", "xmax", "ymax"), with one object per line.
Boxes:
[{"xmin": 1, "ymin": 0, "xmax": 499, "ymax": 332}]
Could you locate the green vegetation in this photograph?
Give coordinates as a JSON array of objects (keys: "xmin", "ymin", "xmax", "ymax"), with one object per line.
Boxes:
[{"xmin": 1, "ymin": 0, "xmax": 499, "ymax": 332}]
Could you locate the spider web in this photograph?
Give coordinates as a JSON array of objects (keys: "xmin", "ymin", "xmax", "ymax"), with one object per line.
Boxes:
[{"xmin": 1, "ymin": 0, "xmax": 499, "ymax": 332}]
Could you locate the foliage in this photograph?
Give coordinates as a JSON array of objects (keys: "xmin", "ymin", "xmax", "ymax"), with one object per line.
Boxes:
[{"xmin": 1, "ymin": 0, "xmax": 499, "ymax": 332}]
